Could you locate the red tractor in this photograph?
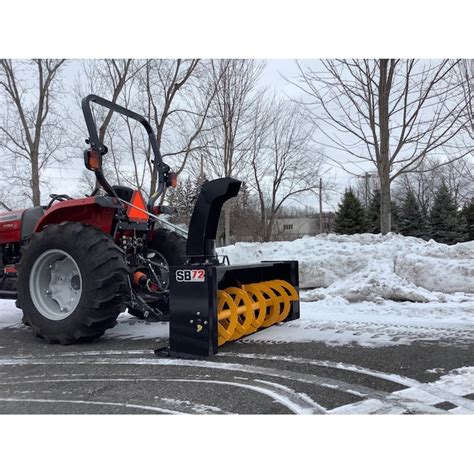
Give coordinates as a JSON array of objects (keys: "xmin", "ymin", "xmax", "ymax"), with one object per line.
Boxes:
[{"xmin": 0, "ymin": 95, "xmax": 299, "ymax": 357}]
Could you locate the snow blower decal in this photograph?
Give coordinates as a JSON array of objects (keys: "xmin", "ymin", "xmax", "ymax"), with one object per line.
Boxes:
[{"xmin": 176, "ymin": 269, "xmax": 206, "ymax": 282}]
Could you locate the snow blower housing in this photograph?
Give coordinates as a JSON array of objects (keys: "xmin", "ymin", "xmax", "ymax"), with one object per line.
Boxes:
[
  {"xmin": 0, "ymin": 94, "xmax": 299, "ymax": 358},
  {"xmin": 167, "ymin": 177, "xmax": 300, "ymax": 356}
]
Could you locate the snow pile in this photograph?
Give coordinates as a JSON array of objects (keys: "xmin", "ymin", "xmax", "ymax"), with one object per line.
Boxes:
[
  {"xmin": 0, "ymin": 300, "xmax": 21, "ymax": 329},
  {"xmin": 220, "ymin": 233, "xmax": 474, "ymax": 303}
]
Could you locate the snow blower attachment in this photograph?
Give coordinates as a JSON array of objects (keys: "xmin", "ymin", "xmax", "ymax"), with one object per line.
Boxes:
[{"xmin": 164, "ymin": 178, "xmax": 300, "ymax": 357}]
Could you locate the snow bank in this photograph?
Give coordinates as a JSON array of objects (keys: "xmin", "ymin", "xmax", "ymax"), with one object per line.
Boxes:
[
  {"xmin": 220, "ymin": 233, "xmax": 474, "ymax": 303},
  {"xmin": 0, "ymin": 300, "xmax": 21, "ymax": 329}
]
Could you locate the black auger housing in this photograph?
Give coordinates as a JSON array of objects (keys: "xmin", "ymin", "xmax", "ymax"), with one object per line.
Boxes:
[{"xmin": 162, "ymin": 177, "xmax": 300, "ymax": 358}]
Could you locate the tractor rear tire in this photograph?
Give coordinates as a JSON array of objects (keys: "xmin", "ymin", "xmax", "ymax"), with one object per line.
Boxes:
[
  {"xmin": 149, "ymin": 228, "xmax": 187, "ymax": 267},
  {"xmin": 17, "ymin": 222, "xmax": 129, "ymax": 344}
]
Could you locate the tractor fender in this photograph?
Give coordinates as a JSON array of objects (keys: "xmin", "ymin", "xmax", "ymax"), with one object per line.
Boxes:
[{"xmin": 34, "ymin": 196, "xmax": 120, "ymax": 235}]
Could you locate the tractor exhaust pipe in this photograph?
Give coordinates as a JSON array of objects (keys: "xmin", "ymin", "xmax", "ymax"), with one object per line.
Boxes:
[{"xmin": 186, "ymin": 177, "xmax": 241, "ymax": 263}]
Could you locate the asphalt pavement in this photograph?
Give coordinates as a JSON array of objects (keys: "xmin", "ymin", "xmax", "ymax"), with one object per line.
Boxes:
[{"xmin": 0, "ymin": 321, "xmax": 473, "ymax": 414}]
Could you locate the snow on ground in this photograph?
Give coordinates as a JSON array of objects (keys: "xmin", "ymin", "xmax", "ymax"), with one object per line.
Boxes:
[
  {"xmin": 220, "ymin": 233, "xmax": 474, "ymax": 303},
  {"xmin": 242, "ymin": 297, "xmax": 474, "ymax": 347},
  {"xmin": 0, "ymin": 234, "xmax": 472, "ymax": 348},
  {"xmin": 327, "ymin": 366, "xmax": 474, "ymax": 414},
  {"xmin": 1, "ymin": 297, "xmax": 472, "ymax": 348},
  {"xmin": 389, "ymin": 367, "xmax": 474, "ymax": 415}
]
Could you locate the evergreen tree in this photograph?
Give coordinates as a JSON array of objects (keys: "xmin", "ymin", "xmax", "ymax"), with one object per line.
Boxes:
[
  {"xmin": 367, "ymin": 189, "xmax": 401, "ymax": 234},
  {"xmin": 167, "ymin": 176, "xmax": 196, "ymax": 225},
  {"xmin": 391, "ymin": 199, "xmax": 401, "ymax": 233},
  {"xmin": 190, "ymin": 173, "xmax": 208, "ymax": 201},
  {"xmin": 429, "ymin": 182, "xmax": 467, "ymax": 244},
  {"xmin": 333, "ymin": 188, "xmax": 368, "ymax": 234},
  {"xmin": 460, "ymin": 198, "xmax": 474, "ymax": 241},
  {"xmin": 398, "ymin": 190, "xmax": 427, "ymax": 239},
  {"xmin": 367, "ymin": 189, "xmax": 381, "ymax": 233}
]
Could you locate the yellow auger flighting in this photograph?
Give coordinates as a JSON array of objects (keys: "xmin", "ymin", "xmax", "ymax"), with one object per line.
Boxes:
[{"xmin": 217, "ymin": 279, "xmax": 299, "ymax": 346}]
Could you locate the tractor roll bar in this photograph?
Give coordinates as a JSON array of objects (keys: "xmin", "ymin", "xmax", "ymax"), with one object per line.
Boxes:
[{"xmin": 81, "ymin": 94, "xmax": 171, "ymax": 208}]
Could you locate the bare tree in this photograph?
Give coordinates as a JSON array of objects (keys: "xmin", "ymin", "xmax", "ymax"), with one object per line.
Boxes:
[
  {"xmin": 200, "ymin": 59, "xmax": 265, "ymax": 244},
  {"xmin": 249, "ymin": 98, "xmax": 323, "ymax": 241},
  {"xmin": 393, "ymin": 158, "xmax": 440, "ymax": 215},
  {"xmin": 74, "ymin": 59, "xmax": 138, "ymax": 192},
  {"xmin": 75, "ymin": 59, "xmax": 216, "ymax": 206},
  {"xmin": 353, "ymin": 172, "xmax": 379, "ymax": 209},
  {"xmin": 138, "ymin": 59, "xmax": 201, "ymax": 199},
  {"xmin": 293, "ymin": 59, "xmax": 472, "ymax": 234},
  {"xmin": 75, "ymin": 59, "xmax": 136, "ymax": 138},
  {"xmin": 457, "ymin": 59, "xmax": 473, "ymax": 139},
  {"xmin": 0, "ymin": 188, "xmax": 14, "ymax": 211},
  {"xmin": 394, "ymin": 155, "xmax": 474, "ymax": 212},
  {"xmin": 0, "ymin": 59, "xmax": 67, "ymax": 207},
  {"xmin": 433, "ymin": 156, "xmax": 474, "ymax": 207}
]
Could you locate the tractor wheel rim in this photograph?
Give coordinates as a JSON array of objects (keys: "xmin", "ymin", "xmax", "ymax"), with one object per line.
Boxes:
[{"xmin": 29, "ymin": 249, "xmax": 82, "ymax": 321}]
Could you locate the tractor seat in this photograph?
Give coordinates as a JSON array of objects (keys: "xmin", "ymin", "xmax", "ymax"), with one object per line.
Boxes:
[
  {"xmin": 112, "ymin": 185, "xmax": 134, "ymax": 202},
  {"xmin": 21, "ymin": 206, "xmax": 45, "ymax": 240}
]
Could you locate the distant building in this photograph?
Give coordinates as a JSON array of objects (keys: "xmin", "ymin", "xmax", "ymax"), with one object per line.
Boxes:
[{"xmin": 271, "ymin": 213, "xmax": 334, "ymax": 241}]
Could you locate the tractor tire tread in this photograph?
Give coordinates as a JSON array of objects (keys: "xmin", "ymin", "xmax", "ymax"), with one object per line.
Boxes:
[{"xmin": 17, "ymin": 222, "xmax": 129, "ymax": 345}]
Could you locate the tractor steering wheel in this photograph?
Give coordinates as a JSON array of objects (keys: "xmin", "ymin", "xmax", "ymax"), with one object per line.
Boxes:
[{"xmin": 47, "ymin": 194, "xmax": 72, "ymax": 208}]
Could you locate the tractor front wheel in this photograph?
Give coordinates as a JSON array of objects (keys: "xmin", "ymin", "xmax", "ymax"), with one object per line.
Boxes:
[{"xmin": 17, "ymin": 222, "xmax": 129, "ymax": 344}]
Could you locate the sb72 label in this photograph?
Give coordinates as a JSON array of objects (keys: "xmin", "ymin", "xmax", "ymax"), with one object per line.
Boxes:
[{"xmin": 176, "ymin": 269, "xmax": 205, "ymax": 282}]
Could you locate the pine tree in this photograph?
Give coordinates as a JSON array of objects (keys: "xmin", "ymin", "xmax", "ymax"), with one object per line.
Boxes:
[
  {"xmin": 167, "ymin": 176, "xmax": 195, "ymax": 225},
  {"xmin": 391, "ymin": 200, "xmax": 400, "ymax": 233},
  {"xmin": 460, "ymin": 198, "xmax": 474, "ymax": 241},
  {"xmin": 429, "ymin": 182, "xmax": 467, "ymax": 244},
  {"xmin": 190, "ymin": 173, "xmax": 208, "ymax": 202},
  {"xmin": 398, "ymin": 190, "xmax": 427, "ymax": 239},
  {"xmin": 367, "ymin": 189, "xmax": 401, "ymax": 234},
  {"xmin": 367, "ymin": 189, "xmax": 381, "ymax": 233},
  {"xmin": 333, "ymin": 188, "xmax": 368, "ymax": 234}
]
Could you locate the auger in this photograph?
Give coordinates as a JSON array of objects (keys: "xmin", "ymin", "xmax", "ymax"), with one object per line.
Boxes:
[
  {"xmin": 217, "ymin": 280, "xmax": 299, "ymax": 346},
  {"xmin": 0, "ymin": 94, "xmax": 299, "ymax": 358}
]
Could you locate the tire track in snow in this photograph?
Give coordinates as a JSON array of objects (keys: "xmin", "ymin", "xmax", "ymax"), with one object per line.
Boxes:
[
  {"xmin": 252, "ymin": 378, "xmax": 326, "ymax": 413},
  {"xmin": 0, "ymin": 397, "xmax": 184, "ymax": 414},
  {"xmin": 0, "ymin": 355, "xmax": 421, "ymax": 413},
  {"xmin": 0, "ymin": 355, "xmax": 393, "ymax": 399},
  {"xmin": 158, "ymin": 398, "xmax": 229, "ymax": 414},
  {"xmin": 223, "ymin": 352, "xmax": 474, "ymax": 412},
  {"xmin": 0, "ymin": 376, "xmax": 321, "ymax": 414},
  {"xmin": 2, "ymin": 352, "xmax": 470, "ymax": 414},
  {"xmin": 161, "ymin": 378, "xmax": 323, "ymax": 414},
  {"xmin": 0, "ymin": 377, "xmax": 221, "ymax": 414}
]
